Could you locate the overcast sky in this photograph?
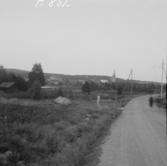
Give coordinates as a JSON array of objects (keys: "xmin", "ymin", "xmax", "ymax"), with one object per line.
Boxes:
[{"xmin": 0, "ymin": 0, "xmax": 167, "ymax": 82}]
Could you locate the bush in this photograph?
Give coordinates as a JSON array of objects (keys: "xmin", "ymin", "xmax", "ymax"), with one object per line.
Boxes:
[
  {"xmin": 154, "ymin": 96, "xmax": 167, "ymax": 108},
  {"xmin": 82, "ymin": 82, "xmax": 91, "ymax": 94},
  {"xmin": 117, "ymin": 85, "xmax": 123, "ymax": 95},
  {"xmin": 42, "ymin": 89, "xmax": 59, "ymax": 99},
  {"xmin": 68, "ymin": 89, "xmax": 74, "ymax": 99},
  {"xmin": 11, "ymin": 92, "xmax": 31, "ymax": 99},
  {"xmin": 28, "ymin": 80, "xmax": 42, "ymax": 100},
  {"xmin": 58, "ymin": 88, "xmax": 64, "ymax": 97}
]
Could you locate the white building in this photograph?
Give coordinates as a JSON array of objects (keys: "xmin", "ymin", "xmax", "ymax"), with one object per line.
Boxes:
[{"xmin": 100, "ymin": 80, "xmax": 108, "ymax": 83}]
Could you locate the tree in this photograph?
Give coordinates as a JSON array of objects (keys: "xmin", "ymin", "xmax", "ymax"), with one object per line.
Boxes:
[
  {"xmin": 117, "ymin": 85, "xmax": 123, "ymax": 95},
  {"xmin": 8, "ymin": 72, "xmax": 17, "ymax": 82},
  {"xmin": 90, "ymin": 81, "xmax": 99, "ymax": 91},
  {"xmin": 0, "ymin": 67, "xmax": 29, "ymax": 92},
  {"xmin": 68, "ymin": 89, "xmax": 74, "ymax": 99},
  {"xmin": 0, "ymin": 67, "xmax": 8, "ymax": 84},
  {"xmin": 104, "ymin": 82, "xmax": 110, "ymax": 90},
  {"xmin": 111, "ymin": 83, "xmax": 116, "ymax": 90},
  {"xmin": 28, "ymin": 79, "xmax": 42, "ymax": 100},
  {"xmin": 58, "ymin": 88, "xmax": 64, "ymax": 97},
  {"xmin": 82, "ymin": 81, "xmax": 91, "ymax": 94},
  {"xmin": 15, "ymin": 76, "xmax": 28, "ymax": 91},
  {"xmin": 28, "ymin": 63, "xmax": 45, "ymax": 86},
  {"xmin": 8, "ymin": 72, "xmax": 28, "ymax": 91}
]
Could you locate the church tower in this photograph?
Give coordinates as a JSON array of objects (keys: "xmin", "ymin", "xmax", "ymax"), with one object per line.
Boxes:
[{"xmin": 111, "ymin": 70, "xmax": 116, "ymax": 82}]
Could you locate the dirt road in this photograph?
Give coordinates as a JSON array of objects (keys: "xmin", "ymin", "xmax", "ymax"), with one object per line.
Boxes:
[{"xmin": 97, "ymin": 95, "xmax": 166, "ymax": 166}]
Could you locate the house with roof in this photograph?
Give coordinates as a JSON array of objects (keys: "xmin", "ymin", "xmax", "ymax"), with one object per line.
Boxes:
[
  {"xmin": 100, "ymin": 80, "xmax": 108, "ymax": 83},
  {"xmin": 49, "ymin": 76, "xmax": 62, "ymax": 82},
  {"xmin": 46, "ymin": 75, "xmax": 63, "ymax": 86},
  {"xmin": 0, "ymin": 82, "xmax": 18, "ymax": 93}
]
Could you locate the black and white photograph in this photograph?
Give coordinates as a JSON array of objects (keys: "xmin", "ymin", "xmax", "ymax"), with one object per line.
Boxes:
[{"xmin": 0, "ymin": 0, "xmax": 167, "ymax": 166}]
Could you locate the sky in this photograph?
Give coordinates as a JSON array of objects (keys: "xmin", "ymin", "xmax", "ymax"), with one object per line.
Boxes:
[{"xmin": 0, "ymin": 0, "xmax": 167, "ymax": 82}]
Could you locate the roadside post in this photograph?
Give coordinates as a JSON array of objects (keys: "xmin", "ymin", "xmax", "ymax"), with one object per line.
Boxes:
[{"xmin": 97, "ymin": 96, "xmax": 100, "ymax": 106}]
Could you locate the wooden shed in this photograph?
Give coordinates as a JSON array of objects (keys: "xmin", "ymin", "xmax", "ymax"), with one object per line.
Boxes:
[{"xmin": 0, "ymin": 82, "xmax": 18, "ymax": 93}]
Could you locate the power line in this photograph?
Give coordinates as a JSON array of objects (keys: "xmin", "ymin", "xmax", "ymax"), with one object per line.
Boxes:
[{"xmin": 122, "ymin": 69, "xmax": 132, "ymax": 95}]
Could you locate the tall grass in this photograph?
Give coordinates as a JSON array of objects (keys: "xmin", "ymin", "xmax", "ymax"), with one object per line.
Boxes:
[{"xmin": 0, "ymin": 101, "xmax": 122, "ymax": 166}]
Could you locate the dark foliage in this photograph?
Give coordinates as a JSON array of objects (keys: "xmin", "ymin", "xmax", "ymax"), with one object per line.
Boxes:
[
  {"xmin": 0, "ymin": 67, "xmax": 8, "ymax": 84},
  {"xmin": 117, "ymin": 85, "xmax": 123, "ymax": 95},
  {"xmin": 28, "ymin": 80, "xmax": 42, "ymax": 100},
  {"xmin": 0, "ymin": 67, "xmax": 28, "ymax": 92},
  {"xmin": 90, "ymin": 81, "xmax": 99, "ymax": 91},
  {"xmin": 28, "ymin": 63, "xmax": 45, "ymax": 86},
  {"xmin": 58, "ymin": 88, "xmax": 64, "ymax": 97},
  {"xmin": 15, "ymin": 76, "xmax": 28, "ymax": 91},
  {"xmin": 82, "ymin": 81, "xmax": 91, "ymax": 94},
  {"xmin": 0, "ymin": 102, "xmax": 122, "ymax": 166}
]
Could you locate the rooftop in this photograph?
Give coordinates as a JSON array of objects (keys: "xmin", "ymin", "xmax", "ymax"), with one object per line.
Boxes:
[{"xmin": 0, "ymin": 82, "xmax": 15, "ymax": 88}]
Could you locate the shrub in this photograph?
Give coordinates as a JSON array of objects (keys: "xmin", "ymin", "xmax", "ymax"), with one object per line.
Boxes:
[
  {"xmin": 28, "ymin": 80, "xmax": 42, "ymax": 100},
  {"xmin": 58, "ymin": 88, "xmax": 64, "ymax": 97},
  {"xmin": 11, "ymin": 92, "xmax": 31, "ymax": 99},
  {"xmin": 42, "ymin": 89, "xmax": 59, "ymax": 99},
  {"xmin": 68, "ymin": 89, "xmax": 74, "ymax": 99},
  {"xmin": 82, "ymin": 82, "xmax": 91, "ymax": 94},
  {"xmin": 117, "ymin": 85, "xmax": 123, "ymax": 95}
]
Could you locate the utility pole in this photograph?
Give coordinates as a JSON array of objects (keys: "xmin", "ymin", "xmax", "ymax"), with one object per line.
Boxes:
[
  {"xmin": 166, "ymin": 49, "xmax": 167, "ymax": 84},
  {"xmin": 122, "ymin": 69, "xmax": 133, "ymax": 95},
  {"xmin": 161, "ymin": 60, "xmax": 164, "ymax": 99},
  {"xmin": 131, "ymin": 69, "xmax": 133, "ymax": 96}
]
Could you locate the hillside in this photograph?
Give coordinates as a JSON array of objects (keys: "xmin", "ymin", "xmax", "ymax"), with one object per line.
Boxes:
[
  {"xmin": 6, "ymin": 68, "xmax": 126, "ymax": 83},
  {"xmin": 6, "ymin": 68, "xmax": 160, "ymax": 84},
  {"xmin": 6, "ymin": 69, "xmax": 29, "ymax": 78}
]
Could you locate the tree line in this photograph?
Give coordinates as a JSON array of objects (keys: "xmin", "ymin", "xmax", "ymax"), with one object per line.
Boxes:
[
  {"xmin": 0, "ymin": 63, "xmax": 159, "ymax": 99},
  {"xmin": 82, "ymin": 81, "xmax": 156, "ymax": 95},
  {"xmin": 0, "ymin": 63, "xmax": 46, "ymax": 99},
  {"xmin": 0, "ymin": 63, "xmax": 45, "ymax": 91}
]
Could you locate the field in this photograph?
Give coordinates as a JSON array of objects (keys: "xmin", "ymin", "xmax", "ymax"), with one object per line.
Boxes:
[{"xmin": 0, "ymin": 98, "xmax": 123, "ymax": 166}]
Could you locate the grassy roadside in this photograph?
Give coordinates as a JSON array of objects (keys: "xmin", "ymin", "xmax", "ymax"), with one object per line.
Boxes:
[
  {"xmin": 153, "ymin": 95, "xmax": 166, "ymax": 109},
  {"xmin": 0, "ymin": 99, "xmax": 123, "ymax": 166},
  {"xmin": 78, "ymin": 95, "xmax": 137, "ymax": 166},
  {"xmin": 116, "ymin": 94, "xmax": 143, "ymax": 107}
]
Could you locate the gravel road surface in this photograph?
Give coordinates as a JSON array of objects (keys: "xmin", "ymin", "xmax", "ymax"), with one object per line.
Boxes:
[{"xmin": 97, "ymin": 95, "xmax": 166, "ymax": 166}]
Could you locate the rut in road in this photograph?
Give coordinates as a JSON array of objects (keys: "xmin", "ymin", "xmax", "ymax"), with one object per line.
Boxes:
[{"xmin": 97, "ymin": 96, "xmax": 166, "ymax": 166}]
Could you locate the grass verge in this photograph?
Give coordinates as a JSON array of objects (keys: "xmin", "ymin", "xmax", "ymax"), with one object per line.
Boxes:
[
  {"xmin": 154, "ymin": 96, "xmax": 166, "ymax": 109},
  {"xmin": 0, "ymin": 100, "xmax": 122, "ymax": 166}
]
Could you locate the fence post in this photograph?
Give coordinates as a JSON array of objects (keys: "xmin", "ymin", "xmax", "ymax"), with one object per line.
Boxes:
[{"xmin": 97, "ymin": 96, "xmax": 100, "ymax": 106}]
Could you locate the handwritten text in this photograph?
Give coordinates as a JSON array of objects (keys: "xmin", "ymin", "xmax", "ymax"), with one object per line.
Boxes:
[{"xmin": 35, "ymin": 0, "xmax": 70, "ymax": 8}]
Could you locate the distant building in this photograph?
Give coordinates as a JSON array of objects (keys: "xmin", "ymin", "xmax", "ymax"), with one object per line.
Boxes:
[
  {"xmin": 0, "ymin": 82, "xmax": 18, "ymax": 93},
  {"xmin": 69, "ymin": 80, "xmax": 77, "ymax": 85},
  {"xmin": 46, "ymin": 75, "xmax": 63, "ymax": 86},
  {"xmin": 49, "ymin": 76, "xmax": 62, "ymax": 82},
  {"xmin": 111, "ymin": 70, "xmax": 116, "ymax": 82},
  {"xmin": 100, "ymin": 80, "xmax": 108, "ymax": 83},
  {"xmin": 90, "ymin": 78, "xmax": 97, "ymax": 82}
]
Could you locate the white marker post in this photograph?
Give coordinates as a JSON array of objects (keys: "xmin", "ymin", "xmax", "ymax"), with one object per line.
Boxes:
[{"xmin": 97, "ymin": 96, "xmax": 100, "ymax": 106}]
